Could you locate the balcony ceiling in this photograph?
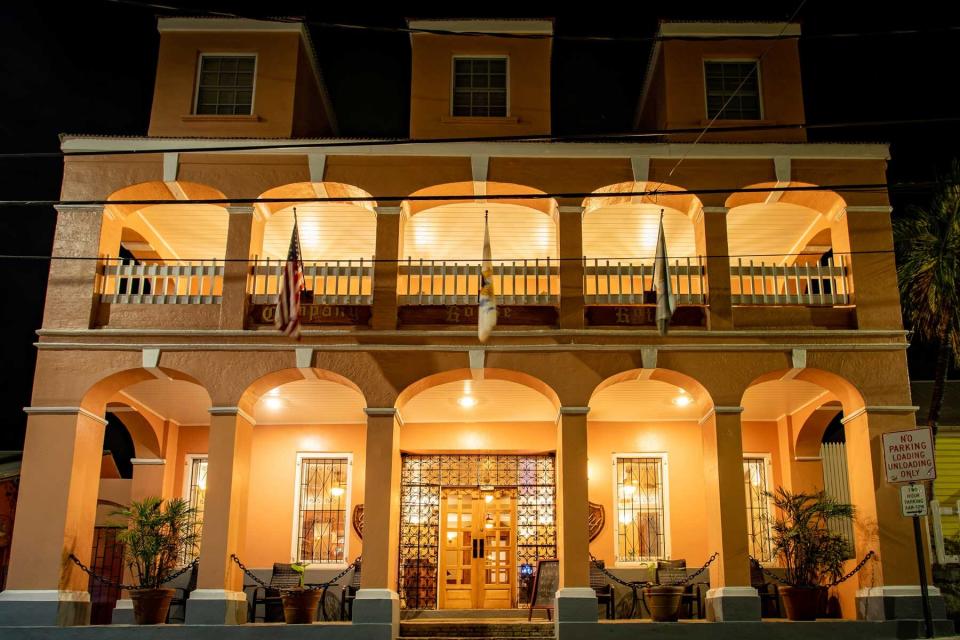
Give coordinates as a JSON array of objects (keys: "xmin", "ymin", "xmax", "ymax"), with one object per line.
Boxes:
[
  {"xmin": 727, "ymin": 202, "xmax": 822, "ymax": 263},
  {"xmin": 116, "ymin": 379, "xmax": 212, "ymax": 425},
  {"xmin": 741, "ymin": 379, "xmax": 831, "ymax": 421},
  {"xmin": 402, "ymin": 203, "xmax": 557, "ymax": 263},
  {"xmin": 583, "ymin": 204, "xmax": 696, "ymax": 262},
  {"xmin": 402, "ymin": 379, "xmax": 557, "ymax": 423},
  {"xmin": 589, "ymin": 378, "xmax": 708, "ymax": 422},
  {"xmin": 133, "ymin": 204, "xmax": 229, "ymax": 261},
  {"xmin": 254, "ymin": 378, "xmax": 366, "ymax": 425},
  {"xmin": 262, "ymin": 204, "xmax": 377, "ymax": 262}
]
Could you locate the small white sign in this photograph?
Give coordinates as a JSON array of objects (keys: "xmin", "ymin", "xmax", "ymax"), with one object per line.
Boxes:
[
  {"xmin": 882, "ymin": 428, "xmax": 936, "ymax": 484},
  {"xmin": 900, "ymin": 483, "xmax": 928, "ymax": 517}
]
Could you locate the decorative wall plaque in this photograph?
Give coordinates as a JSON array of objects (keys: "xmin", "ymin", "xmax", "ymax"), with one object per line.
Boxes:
[
  {"xmin": 352, "ymin": 504, "xmax": 364, "ymax": 539},
  {"xmin": 588, "ymin": 501, "xmax": 605, "ymax": 542}
]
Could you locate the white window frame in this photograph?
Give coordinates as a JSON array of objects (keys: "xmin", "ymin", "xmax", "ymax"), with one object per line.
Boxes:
[
  {"xmin": 449, "ymin": 55, "xmax": 510, "ymax": 118},
  {"xmin": 181, "ymin": 454, "xmax": 209, "ymax": 502},
  {"xmin": 742, "ymin": 453, "xmax": 776, "ymax": 566},
  {"xmin": 612, "ymin": 452, "xmax": 671, "ymax": 567},
  {"xmin": 702, "ymin": 58, "xmax": 764, "ymax": 121},
  {"xmin": 291, "ymin": 452, "xmax": 353, "ymax": 567},
  {"xmin": 193, "ymin": 53, "xmax": 258, "ymax": 116}
]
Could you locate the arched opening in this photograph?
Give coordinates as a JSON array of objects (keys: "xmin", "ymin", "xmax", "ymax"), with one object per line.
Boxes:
[
  {"xmin": 740, "ymin": 368, "xmax": 866, "ymax": 619},
  {"xmin": 254, "ymin": 183, "xmax": 377, "ymax": 304},
  {"xmin": 399, "ymin": 183, "xmax": 559, "ymax": 306},
  {"xmin": 725, "ymin": 184, "xmax": 850, "ymax": 306},
  {"xmin": 394, "ymin": 368, "xmax": 559, "ymax": 611},
  {"xmin": 588, "ymin": 369, "xmax": 714, "ymax": 580},
  {"xmin": 582, "ymin": 182, "xmax": 704, "ymax": 305},
  {"xmin": 99, "ymin": 182, "xmax": 229, "ymax": 304}
]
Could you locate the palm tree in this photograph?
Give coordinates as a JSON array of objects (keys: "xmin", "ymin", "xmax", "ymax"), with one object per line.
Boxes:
[{"xmin": 894, "ymin": 159, "xmax": 960, "ymax": 438}]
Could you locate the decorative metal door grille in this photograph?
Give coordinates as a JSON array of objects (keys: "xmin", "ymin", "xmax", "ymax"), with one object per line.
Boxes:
[
  {"xmin": 614, "ymin": 456, "xmax": 666, "ymax": 562},
  {"xmin": 296, "ymin": 457, "xmax": 349, "ymax": 563},
  {"xmin": 399, "ymin": 454, "xmax": 556, "ymax": 609},
  {"xmin": 743, "ymin": 457, "xmax": 774, "ymax": 563},
  {"xmin": 182, "ymin": 456, "xmax": 207, "ymax": 563}
]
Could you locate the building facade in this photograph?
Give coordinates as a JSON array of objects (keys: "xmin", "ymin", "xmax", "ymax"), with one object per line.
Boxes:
[{"xmin": 0, "ymin": 16, "xmax": 945, "ymax": 638}]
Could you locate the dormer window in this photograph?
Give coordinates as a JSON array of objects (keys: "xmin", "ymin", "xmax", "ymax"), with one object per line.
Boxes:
[
  {"xmin": 194, "ymin": 54, "xmax": 256, "ymax": 115},
  {"xmin": 704, "ymin": 60, "xmax": 762, "ymax": 120},
  {"xmin": 452, "ymin": 57, "xmax": 508, "ymax": 117}
]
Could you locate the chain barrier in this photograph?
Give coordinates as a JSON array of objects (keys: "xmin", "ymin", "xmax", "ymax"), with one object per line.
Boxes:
[
  {"xmin": 230, "ymin": 554, "xmax": 361, "ymax": 591},
  {"xmin": 588, "ymin": 551, "xmax": 718, "ymax": 588},
  {"xmin": 68, "ymin": 554, "xmax": 198, "ymax": 591},
  {"xmin": 749, "ymin": 550, "xmax": 875, "ymax": 588}
]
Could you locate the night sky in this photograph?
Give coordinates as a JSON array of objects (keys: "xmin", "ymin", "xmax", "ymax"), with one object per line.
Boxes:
[{"xmin": 1, "ymin": 2, "xmax": 958, "ymax": 451}]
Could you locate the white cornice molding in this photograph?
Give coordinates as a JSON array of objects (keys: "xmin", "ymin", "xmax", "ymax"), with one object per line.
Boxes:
[
  {"xmin": 158, "ymin": 17, "xmax": 304, "ymax": 33},
  {"xmin": 406, "ymin": 19, "xmax": 554, "ymax": 35},
  {"xmin": 23, "ymin": 406, "xmax": 107, "ymax": 426},
  {"xmin": 208, "ymin": 406, "xmax": 255, "ymax": 425},
  {"xmin": 841, "ymin": 405, "xmax": 919, "ymax": 424},
  {"xmin": 844, "ymin": 205, "xmax": 894, "ymax": 214},
  {"xmin": 659, "ymin": 21, "xmax": 802, "ymax": 38},
  {"xmin": 130, "ymin": 458, "xmax": 165, "ymax": 466},
  {"xmin": 374, "ymin": 206, "xmax": 402, "ymax": 215},
  {"xmin": 364, "ymin": 407, "xmax": 398, "ymax": 416},
  {"xmin": 715, "ymin": 406, "xmax": 745, "ymax": 414},
  {"xmin": 53, "ymin": 203, "xmax": 104, "ymax": 213},
  {"xmin": 59, "ymin": 137, "xmax": 892, "ymax": 160}
]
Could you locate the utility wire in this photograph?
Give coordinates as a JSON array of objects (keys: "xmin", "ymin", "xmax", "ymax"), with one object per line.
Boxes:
[
  {"xmin": 0, "ymin": 181, "xmax": 923, "ymax": 208},
  {"xmin": 102, "ymin": 0, "xmax": 960, "ymax": 43},
  {"xmin": 4, "ymin": 116, "xmax": 959, "ymax": 160}
]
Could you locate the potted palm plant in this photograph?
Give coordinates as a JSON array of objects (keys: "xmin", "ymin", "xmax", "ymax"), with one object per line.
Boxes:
[
  {"xmin": 767, "ymin": 488, "xmax": 854, "ymax": 620},
  {"xmin": 280, "ymin": 562, "xmax": 323, "ymax": 623},
  {"xmin": 113, "ymin": 497, "xmax": 199, "ymax": 624}
]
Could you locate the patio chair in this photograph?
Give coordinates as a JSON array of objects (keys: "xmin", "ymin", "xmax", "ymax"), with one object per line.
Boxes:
[
  {"xmin": 340, "ymin": 560, "xmax": 362, "ymax": 620},
  {"xmin": 655, "ymin": 560, "xmax": 702, "ymax": 619},
  {"xmin": 246, "ymin": 563, "xmax": 301, "ymax": 622},
  {"xmin": 165, "ymin": 561, "xmax": 199, "ymax": 624},
  {"xmin": 750, "ymin": 563, "xmax": 781, "ymax": 618},
  {"xmin": 589, "ymin": 560, "xmax": 616, "ymax": 619}
]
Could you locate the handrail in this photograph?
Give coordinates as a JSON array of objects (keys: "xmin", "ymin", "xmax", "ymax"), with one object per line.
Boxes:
[{"xmin": 730, "ymin": 255, "xmax": 849, "ymax": 306}]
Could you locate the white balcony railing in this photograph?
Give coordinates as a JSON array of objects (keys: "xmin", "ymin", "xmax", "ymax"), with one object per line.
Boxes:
[
  {"xmin": 583, "ymin": 257, "xmax": 706, "ymax": 305},
  {"xmin": 99, "ymin": 258, "xmax": 223, "ymax": 304},
  {"xmin": 398, "ymin": 258, "xmax": 559, "ymax": 306},
  {"xmin": 730, "ymin": 255, "xmax": 849, "ymax": 306},
  {"xmin": 249, "ymin": 257, "xmax": 374, "ymax": 305}
]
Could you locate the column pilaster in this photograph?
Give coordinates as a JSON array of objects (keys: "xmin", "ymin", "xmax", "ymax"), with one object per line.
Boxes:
[
  {"xmin": 557, "ymin": 206, "xmax": 584, "ymax": 330},
  {"xmin": 219, "ymin": 205, "xmax": 257, "ymax": 330},
  {"xmin": 371, "ymin": 207, "xmax": 402, "ymax": 330}
]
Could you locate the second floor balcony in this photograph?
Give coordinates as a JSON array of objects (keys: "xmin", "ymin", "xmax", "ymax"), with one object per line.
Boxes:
[{"xmin": 83, "ymin": 178, "xmax": 864, "ymax": 333}]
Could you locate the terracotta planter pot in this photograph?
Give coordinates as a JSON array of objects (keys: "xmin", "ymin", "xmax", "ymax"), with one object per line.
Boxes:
[
  {"xmin": 129, "ymin": 588, "xmax": 176, "ymax": 625},
  {"xmin": 780, "ymin": 586, "xmax": 827, "ymax": 621},
  {"xmin": 644, "ymin": 586, "xmax": 685, "ymax": 622},
  {"xmin": 281, "ymin": 589, "xmax": 322, "ymax": 624}
]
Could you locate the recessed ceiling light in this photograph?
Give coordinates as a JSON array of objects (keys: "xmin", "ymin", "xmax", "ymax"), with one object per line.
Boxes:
[
  {"xmin": 265, "ymin": 397, "xmax": 283, "ymax": 410},
  {"xmin": 458, "ymin": 396, "xmax": 478, "ymax": 408},
  {"xmin": 672, "ymin": 394, "xmax": 692, "ymax": 407}
]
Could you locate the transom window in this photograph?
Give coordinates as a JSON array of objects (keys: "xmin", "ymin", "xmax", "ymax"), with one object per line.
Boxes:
[
  {"xmin": 181, "ymin": 455, "xmax": 208, "ymax": 563},
  {"xmin": 743, "ymin": 457, "xmax": 774, "ymax": 563},
  {"xmin": 294, "ymin": 455, "xmax": 351, "ymax": 564},
  {"xmin": 614, "ymin": 455, "xmax": 667, "ymax": 563},
  {"xmin": 704, "ymin": 60, "xmax": 762, "ymax": 120},
  {"xmin": 194, "ymin": 55, "xmax": 256, "ymax": 115},
  {"xmin": 452, "ymin": 57, "xmax": 508, "ymax": 117}
]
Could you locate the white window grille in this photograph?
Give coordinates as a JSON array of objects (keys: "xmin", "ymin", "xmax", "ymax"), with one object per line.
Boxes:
[
  {"xmin": 293, "ymin": 454, "xmax": 351, "ymax": 564},
  {"xmin": 704, "ymin": 60, "xmax": 762, "ymax": 120},
  {"xmin": 195, "ymin": 55, "xmax": 256, "ymax": 115},
  {"xmin": 743, "ymin": 456, "xmax": 774, "ymax": 563},
  {"xmin": 452, "ymin": 57, "xmax": 508, "ymax": 117},
  {"xmin": 181, "ymin": 455, "xmax": 208, "ymax": 563},
  {"xmin": 613, "ymin": 455, "xmax": 668, "ymax": 564}
]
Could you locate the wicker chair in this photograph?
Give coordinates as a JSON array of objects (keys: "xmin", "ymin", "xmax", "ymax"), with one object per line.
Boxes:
[
  {"xmin": 750, "ymin": 563, "xmax": 781, "ymax": 618},
  {"xmin": 245, "ymin": 563, "xmax": 301, "ymax": 622},
  {"xmin": 655, "ymin": 560, "xmax": 702, "ymax": 619},
  {"xmin": 589, "ymin": 560, "xmax": 616, "ymax": 619},
  {"xmin": 340, "ymin": 561, "xmax": 362, "ymax": 620},
  {"xmin": 165, "ymin": 562, "xmax": 198, "ymax": 624}
]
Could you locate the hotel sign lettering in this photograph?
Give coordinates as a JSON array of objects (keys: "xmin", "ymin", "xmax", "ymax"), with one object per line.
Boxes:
[
  {"xmin": 585, "ymin": 305, "xmax": 706, "ymax": 327},
  {"xmin": 882, "ymin": 428, "xmax": 936, "ymax": 484},
  {"xmin": 398, "ymin": 305, "xmax": 558, "ymax": 326},
  {"xmin": 248, "ymin": 303, "xmax": 371, "ymax": 326}
]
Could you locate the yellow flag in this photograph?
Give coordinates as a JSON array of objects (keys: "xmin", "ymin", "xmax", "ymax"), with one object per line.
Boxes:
[{"xmin": 478, "ymin": 212, "xmax": 497, "ymax": 342}]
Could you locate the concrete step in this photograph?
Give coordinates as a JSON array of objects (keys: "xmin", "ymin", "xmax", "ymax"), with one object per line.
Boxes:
[
  {"xmin": 399, "ymin": 620, "xmax": 555, "ymax": 638},
  {"xmin": 402, "ymin": 609, "xmax": 550, "ymax": 620}
]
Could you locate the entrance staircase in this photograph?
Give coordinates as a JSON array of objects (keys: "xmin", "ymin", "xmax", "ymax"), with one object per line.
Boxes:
[{"xmin": 400, "ymin": 610, "xmax": 554, "ymax": 640}]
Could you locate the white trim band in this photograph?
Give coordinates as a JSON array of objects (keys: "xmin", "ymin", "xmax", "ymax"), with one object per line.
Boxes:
[
  {"xmin": 364, "ymin": 408, "xmax": 398, "ymax": 417},
  {"xmin": 130, "ymin": 458, "xmax": 166, "ymax": 466},
  {"xmin": 715, "ymin": 406, "xmax": 745, "ymax": 414},
  {"xmin": 559, "ymin": 406, "xmax": 590, "ymax": 416},
  {"xmin": 23, "ymin": 406, "xmax": 108, "ymax": 426},
  {"xmin": 841, "ymin": 405, "xmax": 920, "ymax": 423},
  {"xmin": 208, "ymin": 406, "xmax": 255, "ymax": 424},
  {"xmin": 0, "ymin": 590, "xmax": 91, "ymax": 603},
  {"xmin": 857, "ymin": 585, "xmax": 941, "ymax": 598},
  {"xmin": 188, "ymin": 589, "xmax": 248, "ymax": 601}
]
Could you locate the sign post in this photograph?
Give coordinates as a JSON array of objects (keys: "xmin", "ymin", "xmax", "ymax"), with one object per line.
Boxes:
[{"xmin": 883, "ymin": 428, "xmax": 935, "ymax": 638}]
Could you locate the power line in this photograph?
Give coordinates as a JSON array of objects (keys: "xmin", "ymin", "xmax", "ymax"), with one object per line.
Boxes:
[
  {"xmin": 4, "ymin": 116, "xmax": 959, "ymax": 160},
  {"xmin": 0, "ymin": 181, "xmax": 915, "ymax": 208},
  {"xmin": 102, "ymin": 0, "xmax": 960, "ymax": 44}
]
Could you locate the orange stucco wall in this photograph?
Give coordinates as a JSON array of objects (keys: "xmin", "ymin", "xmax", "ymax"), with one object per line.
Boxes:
[{"xmin": 409, "ymin": 34, "xmax": 551, "ymax": 139}]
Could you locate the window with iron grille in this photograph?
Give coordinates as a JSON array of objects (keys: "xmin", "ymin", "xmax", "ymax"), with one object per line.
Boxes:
[
  {"xmin": 743, "ymin": 457, "xmax": 775, "ymax": 563},
  {"xmin": 181, "ymin": 456, "xmax": 207, "ymax": 563},
  {"xmin": 295, "ymin": 456, "xmax": 350, "ymax": 564},
  {"xmin": 452, "ymin": 57, "xmax": 508, "ymax": 117},
  {"xmin": 614, "ymin": 456, "xmax": 667, "ymax": 563},
  {"xmin": 704, "ymin": 60, "xmax": 762, "ymax": 120},
  {"xmin": 194, "ymin": 55, "xmax": 256, "ymax": 115}
]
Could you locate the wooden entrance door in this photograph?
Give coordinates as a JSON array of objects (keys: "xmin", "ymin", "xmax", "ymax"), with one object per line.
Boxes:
[{"xmin": 439, "ymin": 490, "xmax": 515, "ymax": 609}]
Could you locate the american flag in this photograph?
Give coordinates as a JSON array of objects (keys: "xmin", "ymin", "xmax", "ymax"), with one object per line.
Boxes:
[{"xmin": 275, "ymin": 211, "xmax": 305, "ymax": 339}]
